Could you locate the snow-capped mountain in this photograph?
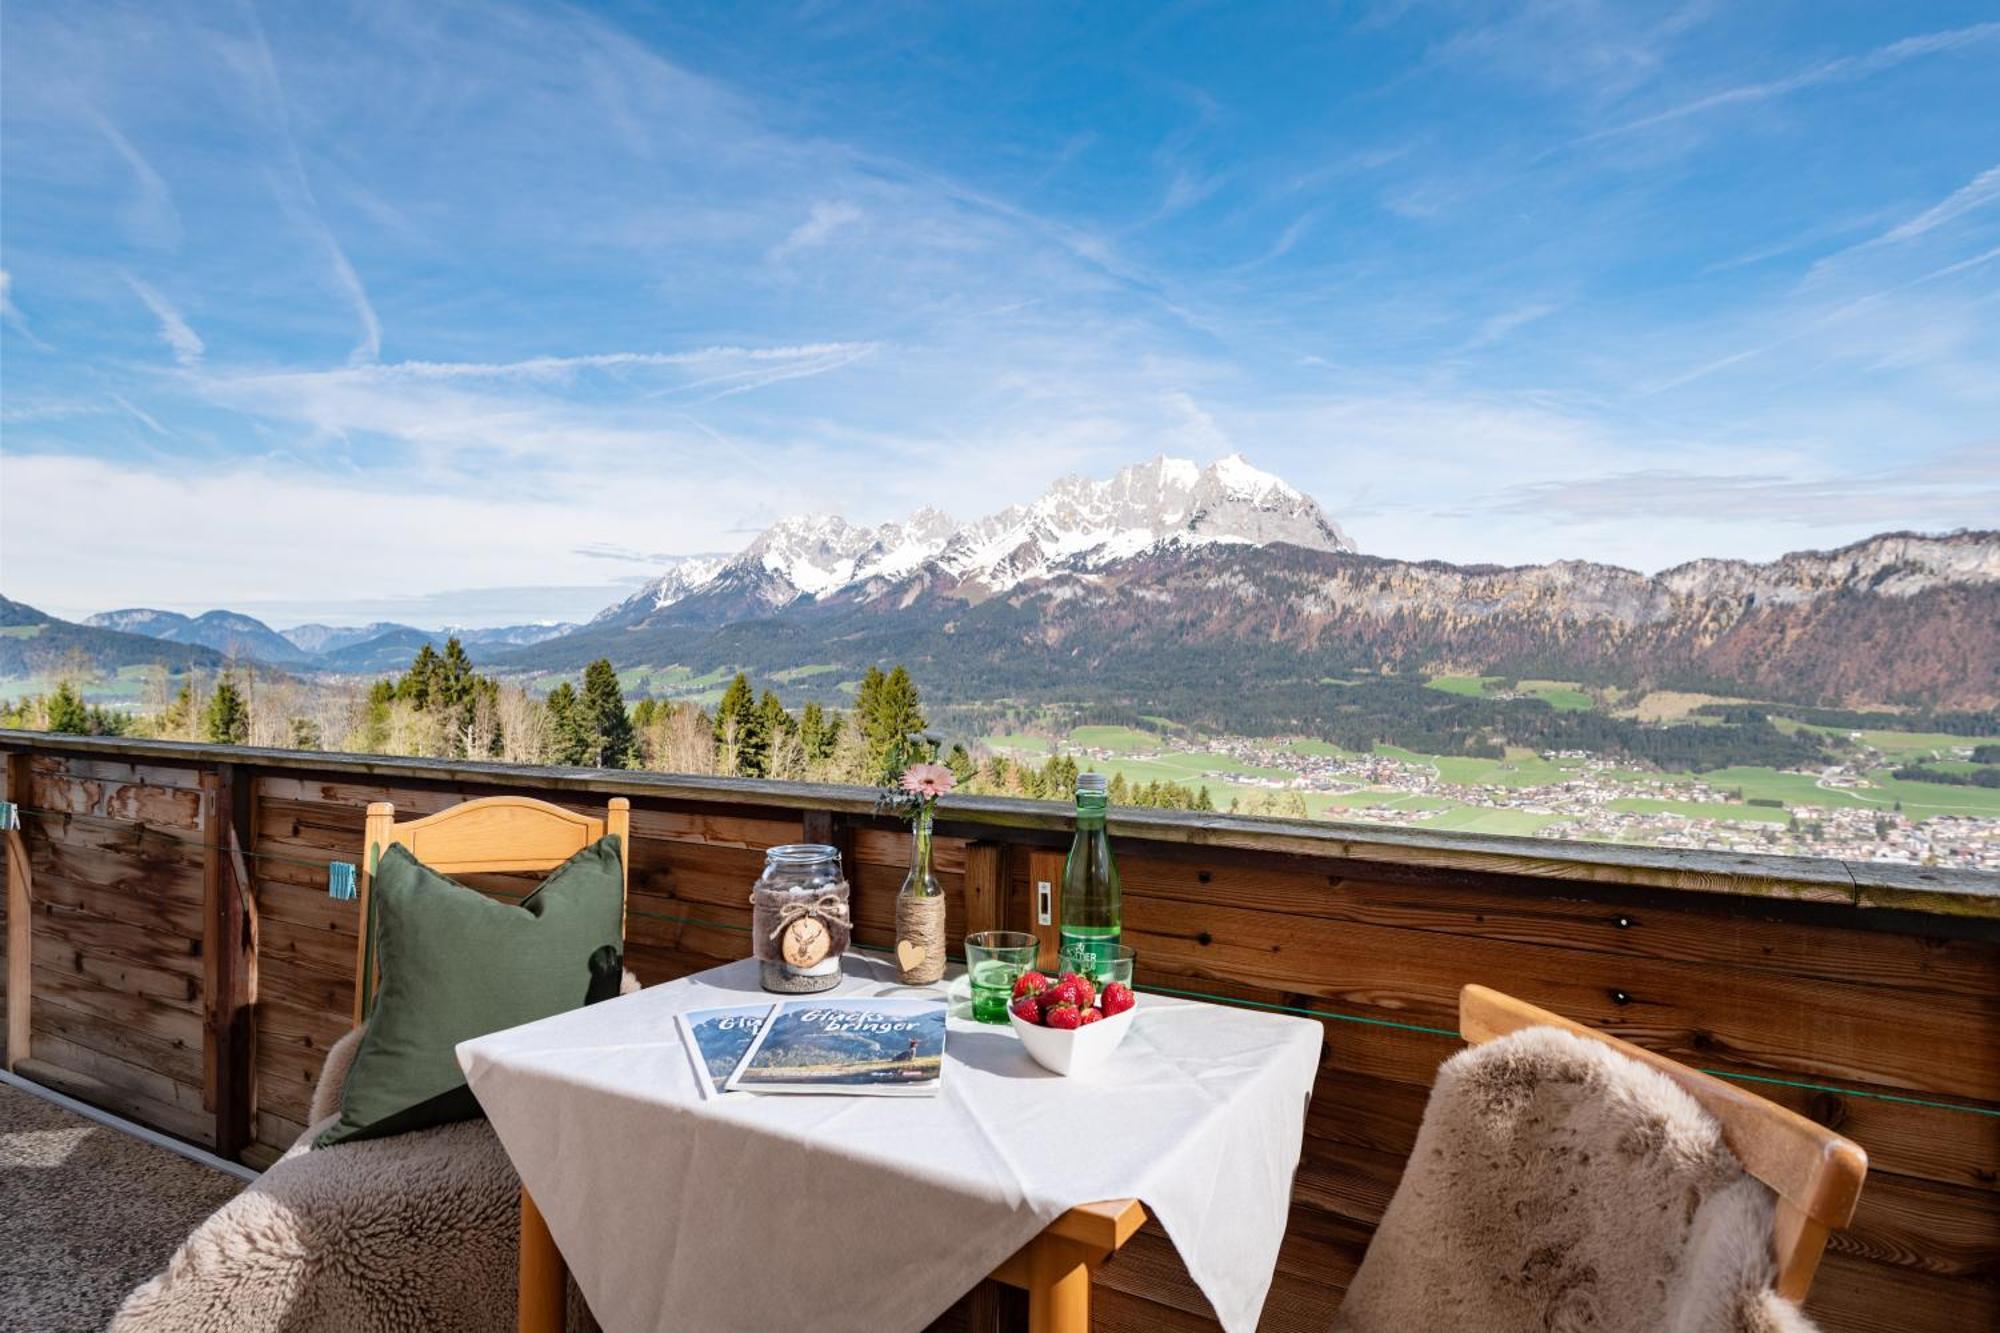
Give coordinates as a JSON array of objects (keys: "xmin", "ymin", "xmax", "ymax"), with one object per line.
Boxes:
[
  {"xmin": 931, "ymin": 454, "xmax": 1351, "ymax": 591},
  {"xmin": 590, "ymin": 554, "xmax": 731, "ymax": 625},
  {"xmin": 599, "ymin": 454, "xmax": 1351, "ymax": 627}
]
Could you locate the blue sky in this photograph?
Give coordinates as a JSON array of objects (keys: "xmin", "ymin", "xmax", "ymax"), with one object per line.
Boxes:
[{"xmin": 2, "ymin": 1, "xmax": 1996, "ymax": 626}]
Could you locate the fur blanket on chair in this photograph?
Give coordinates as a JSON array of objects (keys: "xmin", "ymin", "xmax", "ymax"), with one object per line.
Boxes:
[
  {"xmin": 112, "ymin": 974, "xmax": 637, "ymax": 1333},
  {"xmin": 1333, "ymin": 1026, "xmax": 1820, "ymax": 1333}
]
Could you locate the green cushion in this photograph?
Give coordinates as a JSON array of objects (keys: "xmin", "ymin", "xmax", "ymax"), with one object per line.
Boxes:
[{"xmin": 317, "ymin": 835, "xmax": 625, "ymax": 1147}]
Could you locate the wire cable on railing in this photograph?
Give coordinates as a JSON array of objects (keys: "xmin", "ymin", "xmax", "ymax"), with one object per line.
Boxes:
[{"xmin": 9, "ymin": 804, "xmax": 1996, "ymax": 1122}]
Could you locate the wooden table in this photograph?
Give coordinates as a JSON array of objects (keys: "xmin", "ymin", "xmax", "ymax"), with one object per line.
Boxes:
[{"xmin": 518, "ymin": 1187, "xmax": 1148, "ymax": 1333}]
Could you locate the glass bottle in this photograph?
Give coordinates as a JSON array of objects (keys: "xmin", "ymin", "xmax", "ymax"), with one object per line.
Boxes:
[
  {"xmin": 893, "ymin": 804, "xmax": 946, "ymax": 983},
  {"xmin": 1059, "ymin": 772, "xmax": 1122, "ymax": 966}
]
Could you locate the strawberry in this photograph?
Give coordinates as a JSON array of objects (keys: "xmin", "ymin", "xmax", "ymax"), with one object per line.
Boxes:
[
  {"xmin": 1069, "ymin": 974, "xmax": 1097, "ymax": 1010},
  {"xmin": 1010, "ymin": 995, "xmax": 1044, "ymax": 1025},
  {"xmin": 1043, "ymin": 1002, "xmax": 1083, "ymax": 1030},
  {"xmin": 1040, "ymin": 976, "xmax": 1084, "ymax": 1011},
  {"xmin": 1077, "ymin": 1007, "xmax": 1104, "ymax": 1026},
  {"xmin": 1099, "ymin": 981, "xmax": 1135, "ymax": 1016},
  {"xmin": 1012, "ymin": 970, "xmax": 1051, "ymax": 1000}
]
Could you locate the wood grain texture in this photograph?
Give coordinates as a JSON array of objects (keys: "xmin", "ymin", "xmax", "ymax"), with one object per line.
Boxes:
[{"xmin": 0, "ymin": 735, "xmax": 1990, "ymax": 1330}]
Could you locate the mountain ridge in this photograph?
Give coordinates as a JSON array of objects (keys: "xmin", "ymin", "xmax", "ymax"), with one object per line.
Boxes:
[
  {"xmin": 592, "ymin": 453, "xmax": 1351, "ymax": 631},
  {"xmin": 505, "ymin": 465, "xmax": 2000, "ymax": 710},
  {"xmin": 11, "ymin": 453, "xmax": 1998, "ymax": 712}
]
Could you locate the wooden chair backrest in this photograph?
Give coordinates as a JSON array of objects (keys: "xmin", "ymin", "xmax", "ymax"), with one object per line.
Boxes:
[
  {"xmin": 1459, "ymin": 984, "xmax": 1865, "ymax": 1303},
  {"xmin": 352, "ymin": 795, "xmax": 630, "ymax": 1027}
]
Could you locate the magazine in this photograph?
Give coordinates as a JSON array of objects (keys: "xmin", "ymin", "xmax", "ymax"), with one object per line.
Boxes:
[
  {"xmin": 723, "ymin": 997, "xmax": 947, "ymax": 1096},
  {"xmin": 675, "ymin": 1003, "xmax": 776, "ymax": 1099}
]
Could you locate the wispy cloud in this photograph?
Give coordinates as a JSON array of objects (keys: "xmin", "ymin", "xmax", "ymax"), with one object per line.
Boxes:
[
  {"xmin": 1487, "ymin": 442, "xmax": 2000, "ymax": 529},
  {"xmin": 1644, "ymin": 245, "xmax": 2000, "ymax": 394},
  {"xmin": 768, "ymin": 200, "xmax": 863, "ymax": 262},
  {"xmin": 334, "ymin": 343, "xmax": 878, "ymax": 383},
  {"xmin": 1462, "ymin": 301, "xmax": 1560, "ymax": 351},
  {"xmin": 0, "ymin": 271, "xmax": 53, "ymax": 351},
  {"xmin": 123, "ymin": 275, "xmax": 204, "ymax": 366},
  {"xmin": 90, "ymin": 110, "xmax": 181, "ymax": 249},
  {"xmin": 1579, "ymin": 21, "xmax": 2000, "ymax": 143},
  {"xmin": 240, "ymin": 8, "xmax": 381, "ymax": 363},
  {"xmin": 1876, "ymin": 163, "xmax": 2000, "ymax": 246},
  {"xmin": 109, "ymin": 393, "xmax": 171, "ymax": 437}
]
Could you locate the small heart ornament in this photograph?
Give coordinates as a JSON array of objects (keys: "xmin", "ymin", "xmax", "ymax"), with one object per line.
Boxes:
[{"xmin": 896, "ymin": 939, "xmax": 926, "ymax": 972}]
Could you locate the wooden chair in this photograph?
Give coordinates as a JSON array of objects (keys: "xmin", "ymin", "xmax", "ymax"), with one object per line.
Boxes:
[
  {"xmin": 351, "ymin": 795, "xmax": 630, "ymax": 1025},
  {"xmin": 350, "ymin": 795, "xmax": 630, "ymax": 1333},
  {"xmin": 1460, "ymin": 984, "xmax": 1867, "ymax": 1303}
]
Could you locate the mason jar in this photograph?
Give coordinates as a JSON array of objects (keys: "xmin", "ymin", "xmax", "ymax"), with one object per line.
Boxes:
[{"xmin": 749, "ymin": 843, "xmax": 850, "ymax": 993}]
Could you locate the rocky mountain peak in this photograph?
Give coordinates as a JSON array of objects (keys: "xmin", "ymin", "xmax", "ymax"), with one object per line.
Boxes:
[
  {"xmin": 934, "ymin": 453, "xmax": 1352, "ymax": 591},
  {"xmin": 613, "ymin": 454, "xmax": 1352, "ymax": 620}
]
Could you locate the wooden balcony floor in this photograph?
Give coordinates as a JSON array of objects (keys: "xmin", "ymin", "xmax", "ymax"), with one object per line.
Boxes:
[{"xmin": 0, "ymin": 1080, "xmax": 244, "ymax": 1330}]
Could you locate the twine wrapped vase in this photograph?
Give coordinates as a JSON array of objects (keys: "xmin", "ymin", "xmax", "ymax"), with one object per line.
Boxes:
[{"xmin": 894, "ymin": 806, "xmax": 946, "ymax": 985}]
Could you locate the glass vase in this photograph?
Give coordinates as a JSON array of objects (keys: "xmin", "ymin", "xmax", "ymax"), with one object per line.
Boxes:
[{"xmin": 893, "ymin": 806, "xmax": 946, "ymax": 984}]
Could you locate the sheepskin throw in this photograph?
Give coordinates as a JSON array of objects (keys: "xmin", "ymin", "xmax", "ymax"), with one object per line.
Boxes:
[
  {"xmin": 114, "ymin": 973, "xmax": 639, "ymax": 1333},
  {"xmin": 1333, "ymin": 1026, "xmax": 1820, "ymax": 1333}
]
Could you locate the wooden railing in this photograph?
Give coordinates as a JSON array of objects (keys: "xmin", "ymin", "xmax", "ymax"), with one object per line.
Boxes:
[{"xmin": 2, "ymin": 730, "xmax": 1995, "ymax": 1331}]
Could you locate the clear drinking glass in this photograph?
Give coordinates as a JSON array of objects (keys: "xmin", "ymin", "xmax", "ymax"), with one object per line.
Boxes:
[
  {"xmin": 1060, "ymin": 942, "xmax": 1135, "ymax": 991},
  {"xmin": 964, "ymin": 930, "xmax": 1041, "ymax": 1023}
]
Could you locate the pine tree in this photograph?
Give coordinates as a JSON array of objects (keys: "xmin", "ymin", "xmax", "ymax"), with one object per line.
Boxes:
[
  {"xmin": 852, "ymin": 667, "xmax": 886, "ymax": 764},
  {"xmin": 398, "ymin": 644, "xmax": 441, "ymax": 710},
  {"xmin": 798, "ymin": 702, "xmax": 831, "ymax": 764},
  {"xmin": 863, "ymin": 666, "xmax": 926, "ymax": 780},
  {"xmin": 944, "ymin": 742, "xmax": 975, "ymax": 786},
  {"xmin": 580, "ymin": 659, "xmax": 634, "ymax": 768},
  {"xmin": 359, "ymin": 680, "xmax": 395, "ymax": 753},
  {"xmin": 158, "ymin": 683, "xmax": 195, "ymax": 739},
  {"xmin": 46, "ymin": 681, "xmax": 90, "ymax": 734},
  {"xmin": 204, "ymin": 674, "xmax": 249, "ymax": 744},
  {"xmin": 545, "ymin": 682, "xmax": 592, "ymax": 766},
  {"xmin": 714, "ymin": 673, "xmax": 754, "ymax": 746},
  {"xmin": 436, "ymin": 638, "xmax": 477, "ymax": 710},
  {"xmin": 760, "ymin": 690, "xmax": 797, "ymax": 748},
  {"xmin": 1107, "ymin": 772, "xmax": 1129, "ymax": 804},
  {"xmin": 710, "ymin": 673, "xmax": 771, "ymax": 776}
]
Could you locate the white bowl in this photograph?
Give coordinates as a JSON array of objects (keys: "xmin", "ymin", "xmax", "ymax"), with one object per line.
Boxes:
[{"xmin": 1009, "ymin": 1005, "xmax": 1136, "ymax": 1077}]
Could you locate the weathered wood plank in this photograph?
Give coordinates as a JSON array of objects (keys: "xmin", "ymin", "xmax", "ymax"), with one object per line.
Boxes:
[
  {"xmin": 1121, "ymin": 896, "xmax": 2000, "ymax": 1100},
  {"xmin": 16, "ymin": 1055, "xmax": 216, "ymax": 1146},
  {"xmin": 1115, "ymin": 854, "xmax": 1999, "ymax": 1000},
  {"xmin": 33, "ymin": 930, "xmax": 201, "ymax": 1010},
  {"xmin": 27, "ymin": 866, "xmax": 205, "ymax": 939},
  {"xmin": 34, "ymin": 990, "xmax": 204, "ymax": 1086},
  {"xmin": 31, "ymin": 895, "xmax": 204, "ymax": 979}
]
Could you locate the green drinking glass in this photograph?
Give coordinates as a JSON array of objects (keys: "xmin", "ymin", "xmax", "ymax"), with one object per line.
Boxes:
[
  {"xmin": 965, "ymin": 930, "xmax": 1042, "ymax": 1023},
  {"xmin": 1060, "ymin": 942, "xmax": 1135, "ymax": 992}
]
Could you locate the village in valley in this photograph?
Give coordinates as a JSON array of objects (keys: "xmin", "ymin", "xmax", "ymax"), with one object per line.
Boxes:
[{"xmin": 994, "ymin": 722, "xmax": 2000, "ymax": 873}]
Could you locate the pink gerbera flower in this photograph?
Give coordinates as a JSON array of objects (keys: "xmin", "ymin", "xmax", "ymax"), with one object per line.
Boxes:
[{"xmin": 899, "ymin": 762, "xmax": 956, "ymax": 799}]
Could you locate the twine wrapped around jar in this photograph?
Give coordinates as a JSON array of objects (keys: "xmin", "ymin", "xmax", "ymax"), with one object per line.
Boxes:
[{"xmin": 750, "ymin": 845, "xmax": 850, "ymax": 993}]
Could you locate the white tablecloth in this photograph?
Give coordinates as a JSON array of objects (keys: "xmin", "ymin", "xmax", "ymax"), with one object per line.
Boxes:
[{"xmin": 458, "ymin": 953, "xmax": 1321, "ymax": 1333}]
